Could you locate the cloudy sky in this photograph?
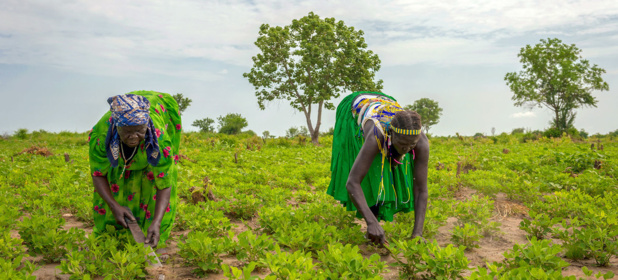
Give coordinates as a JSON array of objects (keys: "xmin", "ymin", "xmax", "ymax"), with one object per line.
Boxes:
[{"xmin": 1, "ymin": 0, "xmax": 617, "ymax": 137}]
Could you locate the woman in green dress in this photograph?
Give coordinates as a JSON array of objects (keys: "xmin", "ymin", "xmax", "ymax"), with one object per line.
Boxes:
[
  {"xmin": 89, "ymin": 91, "xmax": 181, "ymax": 248},
  {"xmin": 327, "ymin": 91, "xmax": 429, "ymax": 245}
]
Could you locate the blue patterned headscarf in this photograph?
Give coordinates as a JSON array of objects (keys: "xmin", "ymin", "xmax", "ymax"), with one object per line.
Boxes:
[{"xmin": 105, "ymin": 94, "xmax": 160, "ymax": 168}]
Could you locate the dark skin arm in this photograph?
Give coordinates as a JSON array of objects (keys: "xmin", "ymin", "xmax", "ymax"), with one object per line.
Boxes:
[
  {"xmin": 410, "ymin": 132, "xmax": 429, "ymax": 237},
  {"xmin": 145, "ymin": 187, "xmax": 171, "ymax": 248},
  {"xmin": 346, "ymin": 121, "xmax": 386, "ymax": 245}
]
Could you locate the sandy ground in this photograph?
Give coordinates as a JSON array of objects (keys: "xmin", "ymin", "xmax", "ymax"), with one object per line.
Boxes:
[{"xmin": 28, "ymin": 189, "xmax": 617, "ymax": 279}]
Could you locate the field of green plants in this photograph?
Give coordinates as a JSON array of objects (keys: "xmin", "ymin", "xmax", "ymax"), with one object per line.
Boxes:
[{"xmin": 1, "ymin": 131, "xmax": 617, "ymax": 279}]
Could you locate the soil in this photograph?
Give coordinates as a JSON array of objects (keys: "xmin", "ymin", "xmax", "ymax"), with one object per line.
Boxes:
[{"xmin": 31, "ymin": 190, "xmax": 618, "ymax": 279}]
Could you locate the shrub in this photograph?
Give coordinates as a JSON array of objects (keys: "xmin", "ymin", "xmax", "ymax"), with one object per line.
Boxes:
[
  {"xmin": 317, "ymin": 243, "xmax": 385, "ymax": 279},
  {"xmin": 14, "ymin": 128, "xmax": 29, "ymax": 139},
  {"xmin": 177, "ymin": 231, "xmax": 227, "ymax": 276},
  {"xmin": 389, "ymin": 238, "xmax": 469, "ymax": 279}
]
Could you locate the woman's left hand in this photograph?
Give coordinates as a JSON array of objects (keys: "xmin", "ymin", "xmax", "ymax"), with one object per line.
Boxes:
[{"xmin": 145, "ymin": 222, "xmax": 161, "ymax": 248}]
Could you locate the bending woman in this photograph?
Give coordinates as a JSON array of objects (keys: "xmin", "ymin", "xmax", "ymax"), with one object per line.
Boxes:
[
  {"xmin": 89, "ymin": 91, "xmax": 181, "ymax": 248},
  {"xmin": 327, "ymin": 91, "xmax": 429, "ymax": 245}
]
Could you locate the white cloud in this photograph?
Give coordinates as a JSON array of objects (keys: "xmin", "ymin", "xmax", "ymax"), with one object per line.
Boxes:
[
  {"xmin": 1, "ymin": 0, "xmax": 618, "ymax": 76},
  {"xmin": 511, "ymin": 111, "xmax": 536, "ymax": 118}
]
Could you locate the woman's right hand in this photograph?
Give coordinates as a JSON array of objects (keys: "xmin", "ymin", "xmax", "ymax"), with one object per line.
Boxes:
[
  {"xmin": 366, "ymin": 222, "xmax": 386, "ymax": 245},
  {"xmin": 111, "ymin": 205, "xmax": 136, "ymax": 228}
]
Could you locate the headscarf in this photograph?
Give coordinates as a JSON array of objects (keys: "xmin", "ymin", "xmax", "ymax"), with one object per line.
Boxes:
[{"xmin": 104, "ymin": 94, "xmax": 160, "ymax": 168}]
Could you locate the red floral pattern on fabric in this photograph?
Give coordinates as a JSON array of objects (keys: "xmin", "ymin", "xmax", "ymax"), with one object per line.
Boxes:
[
  {"xmin": 93, "ymin": 170, "xmax": 103, "ymax": 177},
  {"xmin": 162, "ymin": 148, "xmax": 170, "ymax": 158},
  {"xmin": 98, "ymin": 208, "xmax": 106, "ymax": 215},
  {"xmin": 111, "ymin": 184, "xmax": 119, "ymax": 193},
  {"xmin": 158, "ymin": 172, "xmax": 165, "ymax": 178},
  {"xmin": 176, "ymin": 124, "xmax": 181, "ymax": 130},
  {"xmin": 128, "ymin": 193, "xmax": 134, "ymax": 201},
  {"xmin": 147, "ymin": 171, "xmax": 154, "ymax": 181}
]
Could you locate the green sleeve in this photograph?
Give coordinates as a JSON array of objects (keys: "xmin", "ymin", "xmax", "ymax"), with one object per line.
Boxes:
[{"xmin": 89, "ymin": 112, "xmax": 112, "ymax": 177}]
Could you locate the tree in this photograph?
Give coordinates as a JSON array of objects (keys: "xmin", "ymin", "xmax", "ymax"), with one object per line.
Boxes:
[
  {"xmin": 218, "ymin": 113, "xmax": 248, "ymax": 135},
  {"xmin": 505, "ymin": 38, "xmax": 609, "ymax": 133},
  {"xmin": 173, "ymin": 93, "xmax": 192, "ymax": 115},
  {"xmin": 404, "ymin": 98, "xmax": 443, "ymax": 134},
  {"xmin": 192, "ymin": 118, "xmax": 215, "ymax": 133},
  {"xmin": 491, "ymin": 127, "xmax": 496, "ymax": 136},
  {"xmin": 262, "ymin": 131, "xmax": 271, "ymax": 140},
  {"xmin": 286, "ymin": 127, "xmax": 300, "ymax": 138},
  {"xmin": 243, "ymin": 12, "xmax": 383, "ymax": 145}
]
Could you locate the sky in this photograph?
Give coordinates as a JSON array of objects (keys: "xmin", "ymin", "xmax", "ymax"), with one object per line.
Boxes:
[{"xmin": 1, "ymin": 0, "xmax": 617, "ymax": 137}]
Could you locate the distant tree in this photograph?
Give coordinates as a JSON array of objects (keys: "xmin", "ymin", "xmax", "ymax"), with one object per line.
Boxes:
[
  {"xmin": 173, "ymin": 93, "xmax": 193, "ymax": 115},
  {"xmin": 192, "ymin": 118, "xmax": 215, "ymax": 133},
  {"xmin": 299, "ymin": 126, "xmax": 309, "ymax": 137},
  {"xmin": 404, "ymin": 98, "xmax": 443, "ymax": 134},
  {"xmin": 320, "ymin": 126, "xmax": 335, "ymax": 137},
  {"xmin": 218, "ymin": 113, "xmax": 248, "ymax": 135},
  {"xmin": 511, "ymin": 128, "xmax": 525, "ymax": 134},
  {"xmin": 14, "ymin": 128, "xmax": 28, "ymax": 140},
  {"xmin": 505, "ymin": 38, "xmax": 609, "ymax": 133},
  {"xmin": 262, "ymin": 131, "xmax": 271, "ymax": 140},
  {"xmin": 286, "ymin": 127, "xmax": 300, "ymax": 139},
  {"xmin": 243, "ymin": 12, "xmax": 383, "ymax": 145},
  {"xmin": 491, "ymin": 127, "xmax": 496, "ymax": 136}
]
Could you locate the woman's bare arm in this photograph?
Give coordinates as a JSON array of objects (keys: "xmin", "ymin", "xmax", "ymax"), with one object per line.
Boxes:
[
  {"xmin": 411, "ymin": 133, "xmax": 429, "ymax": 237},
  {"xmin": 346, "ymin": 121, "xmax": 385, "ymax": 244}
]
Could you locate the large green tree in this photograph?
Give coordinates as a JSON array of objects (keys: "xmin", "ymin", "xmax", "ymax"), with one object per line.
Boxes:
[
  {"xmin": 505, "ymin": 38, "xmax": 609, "ymax": 133},
  {"xmin": 404, "ymin": 98, "xmax": 443, "ymax": 134},
  {"xmin": 218, "ymin": 113, "xmax": 248, "ymax": 135},
  {"xmin": 243, "ymin": 12, "xmax": 383, "ymax": 145}
]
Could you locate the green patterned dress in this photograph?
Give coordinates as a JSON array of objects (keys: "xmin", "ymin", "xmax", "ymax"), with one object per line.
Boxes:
[
  {"xmin": 88, "ymin": 91, "xmax": 181, "ymax": 243},
  {"xmin": 327, "ymin": 91, "xmax": 415, "ymax": 222}
]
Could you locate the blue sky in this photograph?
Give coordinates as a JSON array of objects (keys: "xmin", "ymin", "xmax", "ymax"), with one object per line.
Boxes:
[{"xmin": 1, "ymin": 0, "xmax": 617, "ymax": 137}]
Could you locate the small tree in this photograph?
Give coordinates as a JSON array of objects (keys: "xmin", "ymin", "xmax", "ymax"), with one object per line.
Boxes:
[
  {"xmin": 299, "ymin": 126, "xmax": 309, "ymax": 137},
  {"xmin": 218, "ymin": 113, "xmax": 248, "ymax": 135},
  {"xmin": 286, "ymin": 127, "xmax": 300, "ymax": 138},
  {"xmin": 192, "ymin": 118, "xmax": 215, "ymax": 133},
  {"xmin": 173, "ymin": 93, "xmax": 193, "ymax": 115},
  {"xmin": 404, "ymin": 98, "xmax": 443, "ymax": 134},
  {"xmin": 244, "ymin": 12, "xmax": 383, "ymax": 145},
  {"xmin": 491, "ymin": 127, "xmax": 496, "ymax": 136},
  {"xmin": 262, "ymin": 131, "xmax": 271, "ymax": 140},
  {"xmin": 505, "ymin": 38, "xmax": 609, "ymax": 133}
]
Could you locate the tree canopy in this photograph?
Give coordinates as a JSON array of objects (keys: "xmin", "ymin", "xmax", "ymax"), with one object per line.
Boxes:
[
  {"xmin": 172, "ymin": 93, "xmax": 192, "ymax": 115},
  {"xmin": 192, "ymin": 118, "xmax": 215, "ymax": 133},
  {"xmin": 404, "ymin": 98, "xmax": 443, "ymax": 134},
  {"xmin": 504, "ymin": 38, "xmax": 609, "ymax": 132},
  {"xmin": 243, "ymin": 12, "xmax": 383, "ymax": 144},
  {"xmin": 218, "ymin": 113, "xmax": 248, "ymax": 135}
]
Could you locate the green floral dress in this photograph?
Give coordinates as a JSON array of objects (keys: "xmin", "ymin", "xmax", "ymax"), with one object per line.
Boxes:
[{"xmin": 88, "ymin": 91, "xmax": 181, "ymax": 243}]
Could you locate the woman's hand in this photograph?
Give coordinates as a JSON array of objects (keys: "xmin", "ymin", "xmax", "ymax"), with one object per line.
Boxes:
[
  {"xmin": 111, "ymin": 205, "xmax": 135, "ymax": 228},
  {"xmin": 145, "ymin": 222, "xmax": 161, "ymax": 248},
  {"xmin": 366, "ymin": 222, "xmax": 386, "ymax": 245}
]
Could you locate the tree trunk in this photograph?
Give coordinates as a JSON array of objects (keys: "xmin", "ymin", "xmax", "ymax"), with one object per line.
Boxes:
[{"xmin": 310, "ymin": 100, "xmax": 324, "ymax": 145}]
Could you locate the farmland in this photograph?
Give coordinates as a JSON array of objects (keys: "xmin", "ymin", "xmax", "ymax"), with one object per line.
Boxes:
[{"xmin": 1, "ymin": 131, "xmax": 617, "ymax": 279}]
